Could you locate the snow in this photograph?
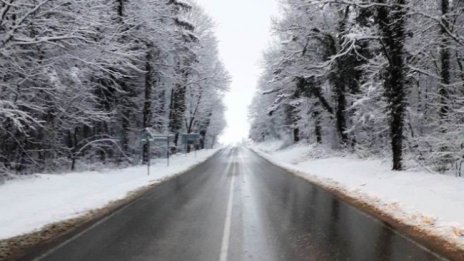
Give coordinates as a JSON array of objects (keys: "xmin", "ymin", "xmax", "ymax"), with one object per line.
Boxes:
[
  {"xmin": 252, "ymin": 142, "xmax": 464, "ymax": 245},
  {"xmin": 0, "ymin": 149, "xmax": 219, "ymax": 240}
]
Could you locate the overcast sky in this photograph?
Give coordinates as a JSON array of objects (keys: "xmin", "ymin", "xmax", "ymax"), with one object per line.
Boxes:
[{"xmin": 193, "ymin": 0, "xmax": 279, "ymax": 144}]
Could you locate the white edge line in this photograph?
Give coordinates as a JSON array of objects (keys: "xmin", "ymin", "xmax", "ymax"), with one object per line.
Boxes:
[
  {"xmin": 33, "ymin": 194, "xmax": 143, "ymax": 261},
  {"xmin": 249, "ymin": 148, "xmax": 447, "ymax": 261},
  {"xmin": 34, "ymin": 149, "xmax": 227, "ymax": 261}
]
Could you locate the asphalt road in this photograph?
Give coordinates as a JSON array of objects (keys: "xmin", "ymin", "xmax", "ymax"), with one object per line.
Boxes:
[{"xmin": 30, "ymin": 147, "xmax": 444, "ymax": 261}]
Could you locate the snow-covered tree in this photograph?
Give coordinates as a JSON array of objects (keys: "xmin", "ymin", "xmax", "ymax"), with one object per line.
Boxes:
[
  {"xmin": 0, "ymin": 0, "xmax": 228, "ymax": 176},
  {"xmin": 250, "ymin": 0, "xmax": 464, "ymax": 173}
]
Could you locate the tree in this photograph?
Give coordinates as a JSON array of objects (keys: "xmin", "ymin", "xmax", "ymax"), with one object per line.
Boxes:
[
  {"xmin": 0, "ymin": 0, "xmax": 228, "ymax": 176},
  {"xmin": 250, "ymin": 0, "xmax": 464, "ymax": 173}
]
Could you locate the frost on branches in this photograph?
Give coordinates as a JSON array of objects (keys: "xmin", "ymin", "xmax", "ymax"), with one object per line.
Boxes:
[
  {"xmin": 0, "ymin": 0, "xmax": 229, "ymax": 178},
  {"xmin": 249, "ymin": 0, "xmax": 464, "ymax": 173}
]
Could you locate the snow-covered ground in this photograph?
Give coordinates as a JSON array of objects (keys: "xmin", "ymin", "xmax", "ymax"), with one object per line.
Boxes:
[
  {"xmin": 0, "ymin": 149, "xmax": 219, "ymax": 240},
  {"xmin": 252, "ymin": 141, "xmax": 464, "ymax": 247}
]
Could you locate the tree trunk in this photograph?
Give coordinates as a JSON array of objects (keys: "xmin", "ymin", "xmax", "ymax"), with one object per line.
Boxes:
[
  {"xmin": 116, "ymin": 0, "xmax": 125, "ymax": 17},
  {"xmin": 377, "ymin": 0, "xmax": 407, "ymax": 170},
  {"xmin": 169, "ymin": 83, "xmax": 187, "ymax": 144},
  {"xmin": 142, "ymin": 44, "xmax": 155, "ymax": 164},
  {"xmin": 334, "ymin": 80, "xmax": 348, "ymax": 145},
  {"xmin": 439, "ymin": 0, "xmax": 450, "ymax": 120},
  {"xmin": 333, "ymin": 7, "xmax": 350, "ymax": 146},
  {"xmin": 313, "ymin": 104, "xmax": 322, "ymax": 144},
  {"xmin": 293, "ymin": 128, "xmax": 300, "ymax": 143},
  {"xmin": 438, "ymin": 0, "xmax": 452, "ymax": 171}
]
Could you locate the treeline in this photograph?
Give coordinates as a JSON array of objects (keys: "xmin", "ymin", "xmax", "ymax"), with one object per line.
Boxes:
[
  {"xmin": 0, "ymin": 0, "xmax": 228, "ymax": 176},
  {"xmin": 250, "ymin": 0, "xmax": 464, "ymax": 173}
]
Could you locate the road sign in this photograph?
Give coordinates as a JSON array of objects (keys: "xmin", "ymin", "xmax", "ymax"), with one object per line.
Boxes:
[
  {"xmin": 142, "ymin": 130, "xmax": 174, "ymax": 143},
  {"xmin": 180, "ymin": 133, "xmax": 201, "ymax": 144},
  {"xmin": 141, "ymin": 129, "xmax": 154, "ymax": 142},
  {"xmin": 141, "ymin": 129, "xmax": 174, "ymax": 169},
  {"xmin": 180, "ymin": 133, "xmax": 201, "ymax": 156}
]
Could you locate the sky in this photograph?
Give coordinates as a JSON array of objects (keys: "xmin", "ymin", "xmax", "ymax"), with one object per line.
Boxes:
[{"xmin": 193, "ymin": 0, "xmax": 279, "ymax": 144}]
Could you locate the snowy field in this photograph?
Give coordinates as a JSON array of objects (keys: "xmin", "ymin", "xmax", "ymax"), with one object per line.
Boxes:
[
  {"xmin": 0, "ymin": 149, "xmax": 219, "ymax": 240},
  {"xmin": 252, "ymin": 141, "xmax": 464, "ymax": 246}
]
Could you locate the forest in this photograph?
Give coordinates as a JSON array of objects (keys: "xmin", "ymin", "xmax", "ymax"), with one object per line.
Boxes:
[
  {"xmin": 0, "ymin": 0, "xmax": 229, "ymax": 178},
  {"xmin": 250, "ymin": 0, "xmax": 464, "ymax": 173}
]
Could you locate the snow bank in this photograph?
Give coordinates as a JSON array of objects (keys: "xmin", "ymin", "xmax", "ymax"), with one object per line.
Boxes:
[
  {"xmin": 251, "ymin": 142, "xmax": 464, "ymax": 246},
  {"xmin": 0, "ymin": 149, "xmax": 219, "ymax": 240}
]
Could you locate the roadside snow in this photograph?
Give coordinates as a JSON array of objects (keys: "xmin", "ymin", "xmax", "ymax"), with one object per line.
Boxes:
[
  {"xmin": 0, "ymin": 149, "xmax": 219, "ymax": 240},
  {"xmin": 252, "ymin": 142, "xmax": 464, "ymax": 246}
]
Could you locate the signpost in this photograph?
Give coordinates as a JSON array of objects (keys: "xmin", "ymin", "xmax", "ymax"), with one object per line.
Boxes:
[
  {"xmin": 180, "ymin": 133, "xmax": 201, "ymax": 156},
  {"xmin": 141, "ymin": 128, "xmax": 174, "ymax": 175},
  {"xmin": 141, "ymin": 131, "xmax": 201, "ymax": 175},
  {"xmin": 141, "ymin": 130, "xmax": 154, "ymax": 176}
]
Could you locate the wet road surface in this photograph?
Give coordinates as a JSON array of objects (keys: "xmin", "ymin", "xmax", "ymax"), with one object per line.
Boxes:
[{"xmin": 30, "ymin": 147, "xmax": 445, "ymax": 261}]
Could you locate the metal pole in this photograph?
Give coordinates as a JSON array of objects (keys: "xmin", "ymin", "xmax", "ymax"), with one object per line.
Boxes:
[
  {"xmin": 195, "ymin": 142, "xmax": 197, "ymax": 158},
  {"xmin": 167, "ymin": 136, "xmax": 170, "ymax": 167},
  {"xmin": 147, "ymin": 140, "xmax": 150, "ymax": 176}
]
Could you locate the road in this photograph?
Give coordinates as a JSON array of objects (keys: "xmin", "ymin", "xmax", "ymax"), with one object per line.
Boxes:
[{"xmin": 29, "ymin": 147, "xmax": 444, "ymax": 261}]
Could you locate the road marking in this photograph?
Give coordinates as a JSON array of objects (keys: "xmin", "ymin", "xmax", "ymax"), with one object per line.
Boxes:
[
  {"xmin": 219, "ymin": 162, "xmax": 236, "ymax": 261},
  {"xmin": 33, "ymin": 150, "xmax": 229, "ymax": 261},
  {"xmin": 33, "ymin": 192, "xmax": 143, "ymax": 261}
]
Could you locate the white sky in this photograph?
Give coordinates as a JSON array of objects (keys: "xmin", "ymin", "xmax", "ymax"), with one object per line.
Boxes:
[{"xmin": 194, "ymin": 0, "xmax": 279, "ymax": 144}]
